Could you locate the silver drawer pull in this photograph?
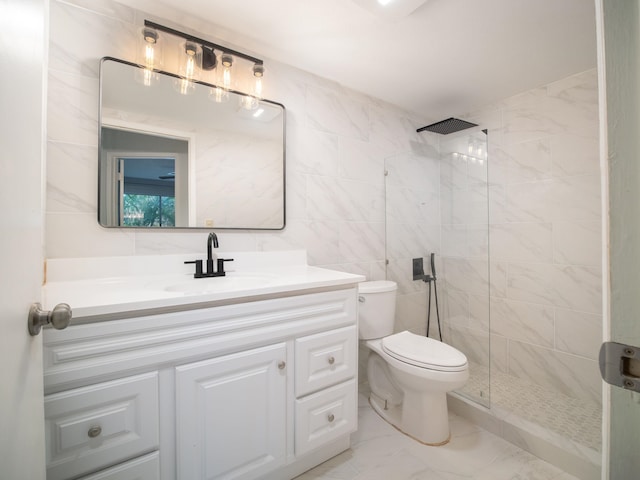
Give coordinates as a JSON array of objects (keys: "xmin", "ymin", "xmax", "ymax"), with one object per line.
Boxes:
[
  {"xmin": 327, "ymin": 413, "xmax": 335, "ymax": 423},
  {"xmin": 87, "ymin": 425, "xmax": 102, "ymax": 438},
  {"xmin": 328, "ymin": 356, "xmax": 335, "ymax": 365},
  {"xmin": 278, "ymin": 361, "xmax": 286, "ymax": 370}
]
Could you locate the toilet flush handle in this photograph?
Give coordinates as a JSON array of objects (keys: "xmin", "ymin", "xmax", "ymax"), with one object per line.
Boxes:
[{"xmin": 358, "ymin": 296, "xmax": 365, "ymax": 303}]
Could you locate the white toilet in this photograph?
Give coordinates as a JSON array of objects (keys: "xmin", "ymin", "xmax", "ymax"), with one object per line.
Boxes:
[{"xmin": 358, "ymin": 280, "xmax": 469, "ymax": 445}]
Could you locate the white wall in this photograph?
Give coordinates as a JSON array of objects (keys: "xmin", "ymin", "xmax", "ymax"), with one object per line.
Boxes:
[{"xmin": 45, "ymin": 0, "xmax": 431, "ymax": 282}]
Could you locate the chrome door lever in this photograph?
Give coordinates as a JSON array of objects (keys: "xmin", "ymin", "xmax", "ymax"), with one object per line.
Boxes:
[{"xmin": 28, "ymin": 303, "xmax": 72, "ymax": 336}]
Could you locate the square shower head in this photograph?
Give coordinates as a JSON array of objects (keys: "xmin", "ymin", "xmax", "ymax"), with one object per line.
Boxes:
[{"xmin": 417, "ymin": 117, "xmax": 478, "ymax": 135}]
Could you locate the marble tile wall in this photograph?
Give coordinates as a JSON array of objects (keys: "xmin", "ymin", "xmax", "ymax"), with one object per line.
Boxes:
[
  {"xmin": 46, "ymin": 0, "xmax": 431, "ymax": 283},
  {"xmin": 47, "ymin": 0, "xmax": 602, "ymax": 413},
  {"xmin": 442, "ymin": 69, "xmax": 602, "ymax": 407}
]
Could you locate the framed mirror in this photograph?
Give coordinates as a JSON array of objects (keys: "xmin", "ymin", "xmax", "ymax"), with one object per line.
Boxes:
[{"xmin": 98, "ymin": 57, "xmax": 286, "ymax": 229}]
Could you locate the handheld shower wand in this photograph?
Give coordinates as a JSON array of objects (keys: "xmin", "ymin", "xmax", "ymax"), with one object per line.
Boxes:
[{"xmin": 424, "ymin": 253, "xmax": 443, "ymax": 341}]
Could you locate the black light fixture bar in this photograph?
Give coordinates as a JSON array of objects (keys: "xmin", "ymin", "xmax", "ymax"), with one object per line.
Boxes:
[{"xmin": 144, "ymin": 19, "xmax": 264, "ymax": 66}]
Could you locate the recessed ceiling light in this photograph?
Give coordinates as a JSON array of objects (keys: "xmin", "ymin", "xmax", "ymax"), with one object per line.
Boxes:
[{"xmin": 352, "ymin": 0, "xmax": 430, "ymax": 20}]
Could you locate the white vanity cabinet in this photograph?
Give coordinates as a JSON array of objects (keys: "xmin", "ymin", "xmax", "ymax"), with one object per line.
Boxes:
[{"xmin": 43, "ymin": 287, "xmax": 359, "ymax": 480}]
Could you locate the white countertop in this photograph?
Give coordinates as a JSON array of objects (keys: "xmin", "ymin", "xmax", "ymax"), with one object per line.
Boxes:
[{"xmin": 43, "ymin": 251, "xmax": 365, "ymax": 320}]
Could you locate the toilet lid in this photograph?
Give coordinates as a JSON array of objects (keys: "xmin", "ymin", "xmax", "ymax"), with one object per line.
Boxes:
[
  {"xmin": 382, "ymin": 331, "xmax": 468, "ymax": 372},
  {"xmin": 358, "ymin": 280, "xmax": 397, "ymax": 294}
]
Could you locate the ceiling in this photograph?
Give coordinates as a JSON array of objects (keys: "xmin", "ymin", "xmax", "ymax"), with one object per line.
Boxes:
[{"xmin": 119, "ymin": 0, "xmax": 597, "ymax": 121}]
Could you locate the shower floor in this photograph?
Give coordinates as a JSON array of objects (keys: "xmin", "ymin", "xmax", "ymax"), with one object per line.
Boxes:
[{"xmin": 458, "ymin": 363, "xmax": 602, "ymax": 452}]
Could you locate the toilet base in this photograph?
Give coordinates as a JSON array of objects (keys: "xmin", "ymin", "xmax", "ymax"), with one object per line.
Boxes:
[{"xmin": 368, "ymin": 391, "xmax": 451, "ymax": 446}]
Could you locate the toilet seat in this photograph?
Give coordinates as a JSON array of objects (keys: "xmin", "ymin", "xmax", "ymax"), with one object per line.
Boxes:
[{"xmin": 382, "ymin": 331, "xmax": 468, "ymax": 372}]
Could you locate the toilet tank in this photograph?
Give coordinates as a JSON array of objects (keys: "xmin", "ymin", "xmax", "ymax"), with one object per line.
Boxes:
[{"xmin": 358, "ymin": 280, "xmax": 397, "ymax": 340}]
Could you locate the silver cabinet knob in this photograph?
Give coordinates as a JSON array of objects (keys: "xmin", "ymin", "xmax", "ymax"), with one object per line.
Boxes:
[
  {"xmin": 327, "ymin": 413, "xmax": 335, "ymax": 423},
  {"xmin": 328, "ymin": 356, "xmax": 335, "ymax": 365},
  {"xmin": 278, "ymin": 361, "xmax": 286, "ymax": 370},
  {"xmin": 28, "ymin": 303, "xmax": 72, "ymax": 336},
  {"xmin": 87, "ymin": 425, "xmax": 102, "ymax": 438}
]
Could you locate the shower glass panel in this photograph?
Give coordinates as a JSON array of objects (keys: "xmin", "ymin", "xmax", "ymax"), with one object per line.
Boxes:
[
  {"xmin": 438, "ymin": 128, "xmax": 490, "ymax": 408},
  {"xmin": 383, "ymin": 128, "xmax": 490, "ymax": 409},
  {"xmin": 384, "ymin": 145, "xmax": 442, "ymax": 347}
]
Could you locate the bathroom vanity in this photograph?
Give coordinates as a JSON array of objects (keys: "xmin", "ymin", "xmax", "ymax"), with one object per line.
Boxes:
[{"xmin": 41, "ymin": 251, "xmax": 363, "ymax": 480}]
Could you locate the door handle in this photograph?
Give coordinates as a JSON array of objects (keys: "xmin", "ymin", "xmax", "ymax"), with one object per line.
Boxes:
[
  {"xmin": 599, "ymin": 341, "xmax": 640, "ymax": 393},
  {"xmin": 28, "ymin": 303, "xmax": 72, "ymax": 336}
]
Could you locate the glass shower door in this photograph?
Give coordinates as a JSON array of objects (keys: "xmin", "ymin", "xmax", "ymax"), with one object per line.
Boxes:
[
  {"xmin": 383, "ymin": 127, "xmax": 491, "ymax": 408},
  {"xmin": 438, "ymin": 128, "xmax": 491, "ymax": 407}
]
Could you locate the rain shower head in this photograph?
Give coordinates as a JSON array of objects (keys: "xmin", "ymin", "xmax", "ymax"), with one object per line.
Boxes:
[{"xmin": 416, "ymin": 117, "xmax": 478, "ymax": 135}]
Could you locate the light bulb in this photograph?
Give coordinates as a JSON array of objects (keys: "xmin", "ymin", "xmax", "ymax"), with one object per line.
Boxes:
[
  {"xmin": 140, "ymin": 69, "xmax": 154, "ymax": 87},
  {"xmin": 252, "ymin": 64, "xmax": 265, "ymax": 99},
  {"xmin": 223, "ymin": 66, "xmax": 231, "ymax": 89},
  {"xmin": 182, "ymin": 42, "xmax": 198, "ymax": 80},
  {"xmin": 135, "ymin": 27, "xmax": 162, "ymax": 86},
  {"xmin": 239, "ymin": 94, "xmax": 258, "ymax": 111},
  {"xmin": 175, "ymin": 41, "xmax": 200, "ymax": 95},
  {"xmin": 219, "ymin": 53, "xmax": 234, "ymax": 91},
  {"xmin": 209, "ymin": 86, "xmax": 229, "ymax": 103},
  {"xmin": 176, "ymin": 78, "xmax": 193, "ymax": 95},
  {"xmin": 141, "ymin": 27, "xmax": 159, "ymax": 68}
]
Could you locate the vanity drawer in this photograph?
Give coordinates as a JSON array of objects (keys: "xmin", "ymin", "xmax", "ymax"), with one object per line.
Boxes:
[
  {"xmin": 79, "ymin": 452, "xmax": 159, "ymax": 480},
  {"xmin": 45, "ymin": 372, "xmax": 159, "ymax": 480},
  {"xmin": 295, "ymin": 325, "xmax": 357, "ymax": 397},
  {"xmin": 294, "ymin": 379, "xmax": 357, "ymax": 456}
]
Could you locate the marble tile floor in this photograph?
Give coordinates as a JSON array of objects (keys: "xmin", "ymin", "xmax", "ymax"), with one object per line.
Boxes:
[
  {"xmin": 459, "ymin": 364, "xmax": 602, "ymax": 452},
  {"xmin": 295, "ymin": 394, "xmax": 580, "ymax": 480}
]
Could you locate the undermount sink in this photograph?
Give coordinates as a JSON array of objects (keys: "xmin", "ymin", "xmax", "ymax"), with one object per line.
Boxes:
[{"xmin": 164, "ymin": 273, "xmax": 277, "ymax": 294}]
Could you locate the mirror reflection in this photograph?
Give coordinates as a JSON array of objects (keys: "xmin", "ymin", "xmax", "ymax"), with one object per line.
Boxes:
[{"xmin": 99, "ymin": 58, "xmax": 286, "ymax": 229}]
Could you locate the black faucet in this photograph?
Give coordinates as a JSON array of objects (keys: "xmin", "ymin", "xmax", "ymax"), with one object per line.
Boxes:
[
  {"xmin": 184, "ymin": 232, "xmax": 234, "ymax": 278},
  {"xmin": 206, "ymin": 232, "xmax": 218, "ymax": 275}
]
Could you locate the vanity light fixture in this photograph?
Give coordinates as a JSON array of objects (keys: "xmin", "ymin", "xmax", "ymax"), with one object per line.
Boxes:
[
  {"xmin": 143, "ymin": 20, "xmax": 265, "ymax": 108},
  {"xmin": 135, "ymin": 26, "xmax": 162, "ymax": 86}
]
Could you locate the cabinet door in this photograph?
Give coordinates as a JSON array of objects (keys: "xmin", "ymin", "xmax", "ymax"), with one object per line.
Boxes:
[{"xmin": 176, "ymin": 343, "xmax": 287, "ymax": 480}]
